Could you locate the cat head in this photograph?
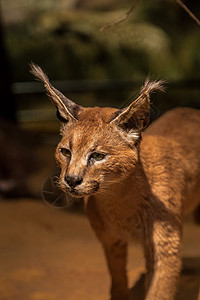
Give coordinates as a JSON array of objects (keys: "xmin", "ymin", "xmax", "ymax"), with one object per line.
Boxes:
[{"xmin": 31, "ymin": 63, "xmax": 164, "ymax": 197}]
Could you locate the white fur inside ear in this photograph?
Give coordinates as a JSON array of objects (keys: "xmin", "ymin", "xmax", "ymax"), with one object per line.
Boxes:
[
  {"xmin": 117, "ymin": 128, "xmax": 140, "ymax": 144},
  {"xmin": 127, "ymin": 129, "xmax": 140, "ymax": 140}
]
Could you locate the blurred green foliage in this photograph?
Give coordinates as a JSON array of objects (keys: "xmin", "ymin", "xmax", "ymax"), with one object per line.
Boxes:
[
  {"xmin": 2, "ymin": 0, "xmax": 200, "ymax": 82},
  {"xmin": 0, "ymin": 0, "xmax": 199, "ymax": 123}
]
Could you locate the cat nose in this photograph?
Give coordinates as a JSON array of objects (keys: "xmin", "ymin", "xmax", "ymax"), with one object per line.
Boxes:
[{"xmin": 65, "ymin": 175, "xmax": 83, "ymax": 188}]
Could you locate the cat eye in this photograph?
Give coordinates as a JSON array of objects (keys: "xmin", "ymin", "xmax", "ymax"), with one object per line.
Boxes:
[
  {"xmin": 60, "ymin": 148, "xmax": 71, "ymax": 158},
  {"xmin": 89, "ymin": 152, "xmax": 106, "ymax": 161}
]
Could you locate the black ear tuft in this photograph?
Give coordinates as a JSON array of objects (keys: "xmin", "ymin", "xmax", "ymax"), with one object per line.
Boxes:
[
  {"xmin": 110, "ymin": 78, "xmax": 165, "ymax": 131},
  {"xmin": 30, "ymin": 63, "xmax": 82, "ymax": 123}
]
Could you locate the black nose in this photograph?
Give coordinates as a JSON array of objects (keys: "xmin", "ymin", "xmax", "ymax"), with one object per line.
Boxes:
[{"xmin": 65, "ymin": 175, "xmax": 83, "ymax": 188}]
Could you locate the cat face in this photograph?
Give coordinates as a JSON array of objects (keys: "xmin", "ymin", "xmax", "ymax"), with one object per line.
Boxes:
[{"xmin": 55, "ymin": 107, "xmax": 139, "ymax": 197}]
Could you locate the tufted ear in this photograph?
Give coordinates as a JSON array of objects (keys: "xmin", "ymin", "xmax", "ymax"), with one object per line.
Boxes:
[
  {"xmin": 30, "ymin": 63, "xmax": 82, "ymax": 123},
  {"xmin": 110, "ymin": 78, "xmax": 165, "ymax": 133}
]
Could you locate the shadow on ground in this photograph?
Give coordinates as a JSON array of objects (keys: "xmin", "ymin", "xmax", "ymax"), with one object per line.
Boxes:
[{"xmin": 130, "ymin": 257, "xmax": 200, "ymax": 300}]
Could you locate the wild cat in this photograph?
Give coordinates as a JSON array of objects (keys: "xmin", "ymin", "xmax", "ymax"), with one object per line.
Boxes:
[{"xmin": 31, "ymin": 63, "xmax": 200, "ymax": 300}]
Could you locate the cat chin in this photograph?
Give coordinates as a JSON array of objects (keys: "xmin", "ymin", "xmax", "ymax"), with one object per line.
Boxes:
[
  {"xmin": 67, "ymin": 189, "xmax": 98, "ymax": 198},
  {"xmin": 66, "ymin": 190, "xmax": 84, "ymax": 198},
  {"xmin": 65, "ymin": 181, "xmax": 100, "ymax": 198}
]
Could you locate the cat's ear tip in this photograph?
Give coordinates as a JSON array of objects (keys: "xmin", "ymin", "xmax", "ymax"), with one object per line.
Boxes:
[
  {"xmin": 141, "ymin": 78, "xmax": 166, "ymax": 94},
  {"xmin": 30, "ymin": 62, "xmax": 49, "ymax": 84}
]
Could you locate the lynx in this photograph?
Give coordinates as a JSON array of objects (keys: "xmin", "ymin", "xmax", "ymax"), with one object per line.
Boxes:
[{"xmin": 31, "ymin": 63, "xmax": 200, "ymax": 300}]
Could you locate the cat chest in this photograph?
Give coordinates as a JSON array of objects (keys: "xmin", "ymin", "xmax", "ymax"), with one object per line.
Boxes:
[
  {"xmin": 102, "ymin": 207, "xmax": 144, "ymax": 241},
  {"xmin": 86, "ymin": 197, "xmax": 144, "ymax": 241}
]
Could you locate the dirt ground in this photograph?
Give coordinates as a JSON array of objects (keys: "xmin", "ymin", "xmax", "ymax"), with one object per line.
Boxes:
[{"xmin": 0, "ymin": 198, "xmax": 200, "ymax": 300}]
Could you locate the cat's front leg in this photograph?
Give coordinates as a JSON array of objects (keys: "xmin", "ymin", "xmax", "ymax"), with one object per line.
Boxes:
[
  {"xmin": 103, "ymin": 239, "xmax": 130, "ymax": 300},
  {"xmin": 145, "ymin": 220, "xmax": 182, "ymax": 300},
  {"xmin": 86, "ymin": 197, "xmax": 130, "ymax": 300}
]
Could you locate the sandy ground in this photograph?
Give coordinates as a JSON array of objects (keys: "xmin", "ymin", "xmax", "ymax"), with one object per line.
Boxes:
[{"xmin": 0, "ymin": 198, "xmax": 200, "ymax": 300}]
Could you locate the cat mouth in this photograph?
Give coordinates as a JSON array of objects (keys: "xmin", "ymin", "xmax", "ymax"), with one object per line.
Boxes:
[{"xmin": 62, "ymin": 181, "xmax": 99, "ymax": 198}]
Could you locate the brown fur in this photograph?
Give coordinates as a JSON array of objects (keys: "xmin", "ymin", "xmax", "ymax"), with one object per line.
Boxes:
[{"xmin": 31, "ymin": 63, "xmax": 200, "ymax": 300}]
